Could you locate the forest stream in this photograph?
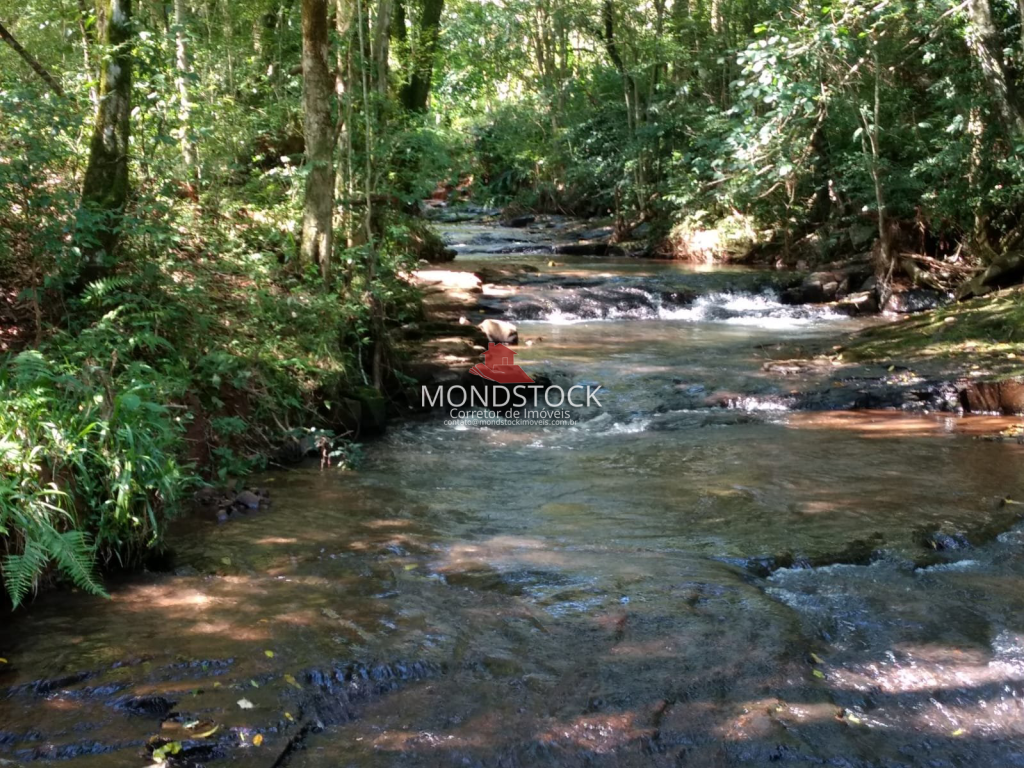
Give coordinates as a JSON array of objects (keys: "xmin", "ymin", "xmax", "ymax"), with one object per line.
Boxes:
[{"xmin": 4, "ymin": 217, "xmax": 1024, "ymax": 768}]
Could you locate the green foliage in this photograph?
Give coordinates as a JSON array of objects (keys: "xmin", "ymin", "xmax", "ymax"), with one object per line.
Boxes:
[
  {"xmin": 432, "ymin": 0, "xmax": 1024, "ymax": 259},
  {"xmin": 0, "ymin": 349, "xmax": 179, "ymax": 606},
  {"xmin": 4, "ymin": 0, "xmax": 1024, "ymax": 609}
]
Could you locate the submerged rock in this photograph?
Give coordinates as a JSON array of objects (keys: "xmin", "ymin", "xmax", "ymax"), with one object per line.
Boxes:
[
  {"xmin": 115, "ymin": 694, "xmax": 175, "ymax": 719},
  {"xmin": 922, "ymin": 530, "xmax": 971, "ymax": 551}
]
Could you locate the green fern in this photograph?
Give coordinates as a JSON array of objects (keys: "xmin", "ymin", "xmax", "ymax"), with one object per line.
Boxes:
[
  {"xmin": 3, "ymin": 541, "xmax": 50, "ymax": 607},
  {"xmin": 82, "ymin": 275, "xmax": 134, "ymax": 304},
  {"xmin": 48, "ymin": 530, "xmax": 105, "ymax": 598},
  {"xmin": 11, "ymin": 350, "xmax": 53, "ymax": 387}
]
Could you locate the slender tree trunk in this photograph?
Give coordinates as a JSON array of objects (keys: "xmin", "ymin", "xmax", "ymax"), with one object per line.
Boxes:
[
  {"xmin": 173, "ymin": 0, "xmax": 197, "ymax": 174},
  {"xmin": 1018, "ymin": 0, "xmax": 1024, "ymax": 56},
  {"xmin": 221, "ymin": 0, "xmax": 235, "ymax": 92},
  {"xmin": 391, "ymin": 0, "xmax": 407, "ymax": 73},
  {"xmin": 861, "ymin": 47, "xmax": 893, "ymax": 307},
  {"xmin": 0, "ymin": 20, "xmax": 65, "ymax": 96},
  {"xmin": 399, "ymin": 0, "xmax": 443, "ymax": 111},
  {"xmin": 300, "ymin": 0, "xmax": 336, "ymax": 279},
  {"xmin": 75, "ymin": 0, "xmax": 99, "ymax": 103},
  {"xmin": 78, "ymin": 0, "xmax": 133, "ymax": 284},
  {"xmin": 600, "ymin": 0, "xmax": 635, "ymax": 137},
  {"xmin": 334, "ymin": 0, "xmax": 354, "ymax": 250},
  {"xmin": 808, "ymin": 110, "xmax": 831, "ymax": 224}
]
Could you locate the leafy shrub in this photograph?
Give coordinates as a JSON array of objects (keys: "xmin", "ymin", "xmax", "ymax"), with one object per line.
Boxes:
[{"xmin": 0, "ymin": 351, "xmax": 186, "ymax": 606}]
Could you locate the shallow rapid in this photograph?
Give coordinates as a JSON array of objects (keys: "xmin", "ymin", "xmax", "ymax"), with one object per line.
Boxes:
[{"xmin": 3, "ymin": 219, "xmax": 1024, "ymax": 768}]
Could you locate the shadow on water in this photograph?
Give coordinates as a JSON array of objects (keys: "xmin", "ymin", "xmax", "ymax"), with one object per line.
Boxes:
[{"xmin": 3, "ymin": 220, "xmax": 1024, "ymax": 767}]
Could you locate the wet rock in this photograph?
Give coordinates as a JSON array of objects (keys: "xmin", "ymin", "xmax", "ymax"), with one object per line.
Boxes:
[
  {"xmin": 744, "ymin": 553, "xmax": 797, "ymax": 577},
  {"xmin": 960, "ymin": 378, "xmax": 1024, "ymax": 415},
  {"xmin": 115, "ymin": 694, "xmax": 175, "ymax": 718},
  {"xmin": 831, "ymin": 290, "xmax": 879, "ymax": 315},
  {"xmin": 552, "ymin": 242, "xmax": 626, "ymax": 256},
  {"xmin": 782, "ymin": 263, "xmax": 872, "ymax": 305},
  {"xmin": 884, "ymin": 288, "xmax": 945, "ymax": 314},
  {"xmin": 794, "ymin": 376, "xmax": 962, "ymax": 413},
  {"xmin": 658, "ymin": 289, "xmax": 699, "ymax": 306},
  {"xmin": 235, "ymin": 490, "xmax": 261, "ymax": 510},
  {"xmin": 922, "ymin": 530, "xmax": 971, "ymax": 551},
  {"xmin": 577, "ymin": 226, "xmax": 613, "ymax": 241},
  {"xmin": 214, "ymin": 487, "xmax": 270, "ymax": 519},
  {"xmin": 297, "ymin": 660, "xmax": 442, "ymax": 729},
  {"xmin": 504, "ymin": 214, "xmax": 536, "ymax": 228},
  {"xmin": 478, "ymin": 318, "xmax": 518, "ymax": 345},
  {"xmin": 474, "ymin": 263, "xmax": 540, "ymax": 285},
  {"xmin": 24, "ymin": 671, "xmax": 93, "ymax": 695},
  {"xmin": 748, "ymin": 535, "xmax": 884, "ymax": 576}
]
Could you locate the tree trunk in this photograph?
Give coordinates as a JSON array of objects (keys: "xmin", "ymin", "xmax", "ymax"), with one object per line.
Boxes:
[
  {"xmin": 1019, "ymin": 0, "xmax": 1024, "ymax": 56},
  {"xmin": 861, "ymin": 47, "xmax": 894, "ymax": 307},
  {"xmin": 399, "ymin": 0, "xmax": 443, "ymax": 111},
  {"xmin": 808, "ymin": 114, "xmax": 831, "ymax": 224},
  {"xmin": 0, "ymin": 20, "xmax": 65, "ymax": 96},
  {"xmin": 173, "ymin": 0, "xmax": 197, "ymax": 174},
  {"xmin": 300, "ymin": 0, "xmax": 336, "ymax": 279},
  {"xmin": 967, "ymin": 0, "xmax": 1024, "ymax": 135},
  {"xmin": 78, "ymin": 0, "xmax": 133, "ymax": 284},
  {"xmin": 372, "ymin": 0, "xmax": 392, "ymax": 96},
  {"xmin": 76, "ymin": 0, "xmax": 99, "ymax": 103}
]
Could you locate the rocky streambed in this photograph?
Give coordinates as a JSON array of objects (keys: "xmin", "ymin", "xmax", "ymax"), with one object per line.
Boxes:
[{"xmin": 4, "ymin": 212, "xmax": 1024, "ymax": 768}]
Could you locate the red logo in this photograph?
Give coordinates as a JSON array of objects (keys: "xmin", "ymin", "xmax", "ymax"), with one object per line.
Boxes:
[{"xmin": 469, "ymin": 343, "xmax": 535, "ymax": 384}]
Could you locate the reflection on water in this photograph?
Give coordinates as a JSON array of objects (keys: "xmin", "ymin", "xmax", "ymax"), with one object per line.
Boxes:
[{"xmin": 2, "ymin": 221, "xmax": 1024, "ymax": 766}]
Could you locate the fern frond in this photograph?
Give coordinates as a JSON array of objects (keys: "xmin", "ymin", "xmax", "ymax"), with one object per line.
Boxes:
[
  {"xmin": 3, "ymin": 541, "xmax": 49, "ymax": 607},
  {"xmin": 49, "ymin": 530, "xmax": 106, "ymax": 598}
]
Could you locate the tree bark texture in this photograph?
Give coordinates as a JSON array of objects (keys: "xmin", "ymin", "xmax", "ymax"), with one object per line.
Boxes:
[{"xmin": 300, "ymin": 0, "xmax": 336, "ymax": 279}]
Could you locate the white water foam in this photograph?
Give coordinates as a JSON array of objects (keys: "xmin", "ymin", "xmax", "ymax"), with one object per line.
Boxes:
[{"xmin": 526, "ymin": 289, "xmax": 848, "ymax": 328}]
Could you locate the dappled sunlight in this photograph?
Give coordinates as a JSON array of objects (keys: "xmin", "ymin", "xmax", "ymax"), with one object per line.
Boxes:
[
  {"xmin": 187, "ymin": 619, "xmax": 272, "ymax": 640},
  {"xmin": 826, "ymin": 641, "xmax": 1022, "ymax": 697},
  {"xmin": 253, "ymin": 535, "xmax": 300, "ymax": 545},
  {"xmin": 785, "ymin": 409, "xmax": 1023, "ymax": 437},
  {"xmin": 7, "ymin": 0, "xmax": 1024, "ymax": 761},
  {"xmin": 605, "ymin": 637, "xmax": 678, "ymax": 659},
  {"xmin": 536, "ymin": 711, "xmax": 650, "ymax": 753}
]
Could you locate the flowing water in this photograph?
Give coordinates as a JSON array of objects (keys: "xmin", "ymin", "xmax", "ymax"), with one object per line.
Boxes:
[{"xmin": 4, "ymin": 220, "xmax": 1024, "ymax": 767}]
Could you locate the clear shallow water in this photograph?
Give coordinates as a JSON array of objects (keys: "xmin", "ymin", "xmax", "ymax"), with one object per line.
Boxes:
[{"xmin": 3, "ymin": 221, "xmax": 1024, "ymax": 767}]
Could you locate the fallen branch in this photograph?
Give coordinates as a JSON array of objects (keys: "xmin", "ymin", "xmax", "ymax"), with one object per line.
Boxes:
[
  {"xmin": 0, "ymin": 20, "xmax": 65, "ymax": 97},
  {"xmin": 899, "ymin": 256, "xmax": 948, "ymax": 292},
  {"xmin": 898, "ymin": 251, "xmax": 973, "ymax": 274}
]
